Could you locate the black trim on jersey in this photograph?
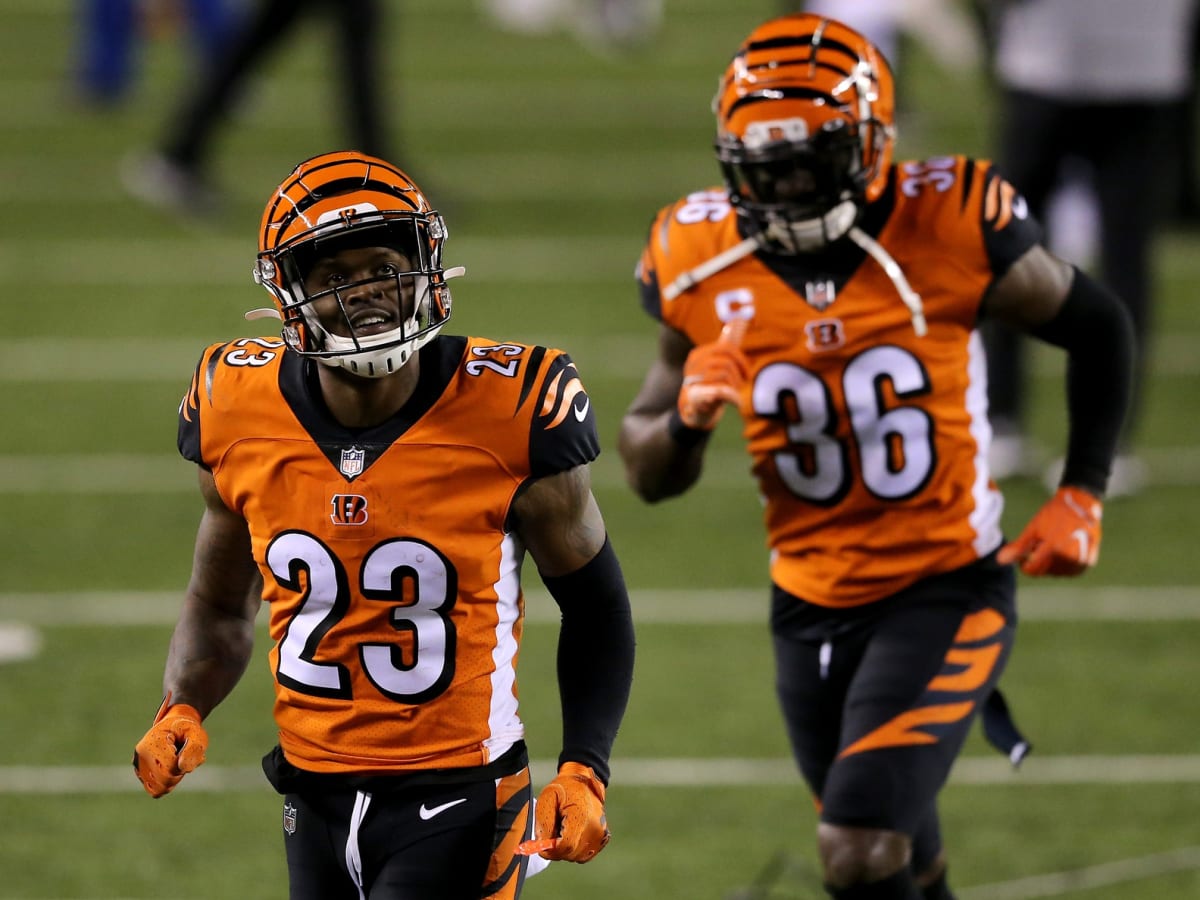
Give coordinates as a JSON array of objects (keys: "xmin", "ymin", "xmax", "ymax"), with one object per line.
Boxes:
[
  {"xmin": 515, "ymin": 345, "xmax": 547, "ymax": 415},
  {"xmin": 638, "ymin": 272, "xmax": 664, "ymax": 321},
  {"xmin": 960, "ymin": 159, "xmax": 977, "ymax": 213},
  {"xmin": 277, "ymin": 336, "xmax": 465, "ymax": 481},
  {"xmin": 638, "ymin": 214, "xmax": 665, "ymax": 322},
  {"xmin": 526, "ymin": 352, "xmax": 601, "ymax": 479},
  {"xmin": 203, "ymin": 342, "xmax": 228, "ymax": 404},
  {"xmin": 978, "ymin": 165, "xmax": 1043, "ymax": 283},
  {"xmin": 750, "ymin": 165, "xmax": 897, "ymax": 297},
  {"xmin": 178, "ymin": 343, "xmax": 232, "ymax": 469}
]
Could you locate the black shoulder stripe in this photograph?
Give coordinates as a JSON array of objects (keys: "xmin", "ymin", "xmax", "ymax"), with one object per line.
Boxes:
[
  {"xmin": 961, "ymin": 159, "xmax": 976, "ymax": 213},
  {"xmin": 204, "ymin": 341, "xmax": 233, "ymax": 404},
  {"xmin": 516, "ymin": 346, "xmax": 547, "ymax": 415}
]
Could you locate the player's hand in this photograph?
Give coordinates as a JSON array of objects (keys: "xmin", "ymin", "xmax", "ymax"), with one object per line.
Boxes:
[
  {"xmin": 677, "ymin": 319, "xmax": 749, "ymax": 430},
  {"xmin": 519, "ymin": 762, "xmax": 610, "ymax": 863},
  {"xmin": 132, "ymin": 697, "xmax": 208, "ymax": 798},
  {"xmin": 998, "ymin": 485, "xmax": 1103, "ymax": 576}
]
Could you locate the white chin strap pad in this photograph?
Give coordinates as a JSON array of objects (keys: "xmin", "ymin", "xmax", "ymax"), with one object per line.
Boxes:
[{"xmin": 766, "ymin": 199, "xmax": 859, "ymax": 252}]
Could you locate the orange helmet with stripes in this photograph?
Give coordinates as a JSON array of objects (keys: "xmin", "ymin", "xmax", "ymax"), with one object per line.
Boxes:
[
  {"xmin": 251, "ymin": 150, "xmax": 458, "ymax": 378},
  {"xmin": 713, "ymin": 14, "xmax": 896, "ymax": 252}
]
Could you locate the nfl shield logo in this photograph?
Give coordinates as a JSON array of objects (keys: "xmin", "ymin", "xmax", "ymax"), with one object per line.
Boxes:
[
  {"xmin": 805, "ymin": 279, "xmax": 836, "ymax": 311},
  {"xmin": 339, "ymin": 446, "xmax": 365, "ymax": 478},
  {"xmin": 283, "ymin": 802, "xmax": 297, "ymax": 835}
]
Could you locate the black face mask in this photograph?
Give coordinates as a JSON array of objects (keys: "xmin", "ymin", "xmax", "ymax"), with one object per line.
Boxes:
[{"xmin": 716, "ymin": 120, "xmax": 865, "ymax": 221}]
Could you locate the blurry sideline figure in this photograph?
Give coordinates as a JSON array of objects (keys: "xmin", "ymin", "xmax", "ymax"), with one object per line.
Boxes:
[
  {"xmin": 619, "ymin": 14, "xmax": 1133, "ymax": 899},
  {"xmin": 981, "ymin": 0, "xmax": 1199, "ymax": 492},
  {"xmin": 73, "ymin": 0, "xmax": 237, "ymax": 106},
  {"xmin": 123, "ymin": 0, "xmax": 393, "ymax": 219},
  {"xmin": 479, "ymin": 0, "xmax": 663, "ymax": 54},
  {"xmin": 132, "ymin": 150, "xmax": 635, "ymax": 899}
]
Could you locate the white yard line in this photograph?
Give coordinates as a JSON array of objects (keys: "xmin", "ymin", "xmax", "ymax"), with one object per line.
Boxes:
[
  {"xmin": 3, "ymin": 333, "xmax": 1200, "ymax": 381},
  {"xmin": 4, "ymin": 444, "xmax": 1200, "ymax": 493},
  {"xmin": 2, "ymin": 586, "xmax": 1200, "ymax": 627},
  {"xmin": 4, "ymin": 755, "xmax": 1200, "ymax": 795},
  {"xmin": 960, "ymin": 846, "xmax": 1200, "ymax": 899}
]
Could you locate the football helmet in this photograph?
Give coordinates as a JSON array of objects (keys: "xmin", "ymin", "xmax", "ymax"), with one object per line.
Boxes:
[
  {"xmin": 713, "ymin": 14, "xmax": 896, "ymax": 253},
  {"xmin": 252, "ymin": 150, "xmax": 459, "ymax": 378}
]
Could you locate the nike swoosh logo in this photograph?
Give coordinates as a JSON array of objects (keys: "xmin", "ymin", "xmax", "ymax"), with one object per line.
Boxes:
[
  {"xmin": 574, "ymin": 396, "xmax": 590, "ymax": 422},
  {"xmin": 418, "ymin": 798, "xmax": 467, "ymax": 820}
]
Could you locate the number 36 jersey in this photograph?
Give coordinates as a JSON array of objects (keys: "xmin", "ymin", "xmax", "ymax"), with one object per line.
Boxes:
[
  {"xmin": 637, "ymin": 156, "xmax": 1042, "ymax": 608},
  {"xmin": 177, "ymin": 334, "xmax": 599, "ymax": 774}
]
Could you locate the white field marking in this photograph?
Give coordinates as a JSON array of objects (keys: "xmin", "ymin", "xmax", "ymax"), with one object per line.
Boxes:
[
  {"xmin": 4, "ymin": 444, "xmax": 1200, "ymax": 494},
  {"xmin": 960, "ymin": 846, "xmax": 1200, "ymax": 900},
  {"xmin": 0, "ymin": 237, "xmax": 638, "ymax": 287},
  {"xmin": 4, "ymin": 332, "xmax": 1200, "ymax": 382},
  {"xmin": 7, "ymin": 755, "xmax": 1200, "ymax": 795},
  {"xmin": 0, "ymin": 623, "xmax": 41, "ymax": 662},
  {"xmin": 0, "ymin": 151, "xmax": 709, "ymax": 203},
  {"xmin": 3, "ymin": 586, "xmax": 1200, "ymax": 627}
]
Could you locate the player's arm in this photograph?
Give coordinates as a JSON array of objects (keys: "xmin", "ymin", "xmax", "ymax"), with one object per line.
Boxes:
[
  {"xmin": 511, "ymin": 464, "xmax": 634, "ymax": 862},
  {"xmin": 982, "ymin": 245, "xmax": 1135, "ymax": 574},
  {"xmin": 133, "ymin": 467, "xmax": 261, "ymax": 797},
  {"xmin": 618, "ymin": 320, "xmax": 747, "ymax": 502}
]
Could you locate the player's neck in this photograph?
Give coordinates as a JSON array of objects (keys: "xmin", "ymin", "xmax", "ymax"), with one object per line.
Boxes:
[{"xmin": 315, "ymin": 357, "xmax": 421, "ymax": 429}]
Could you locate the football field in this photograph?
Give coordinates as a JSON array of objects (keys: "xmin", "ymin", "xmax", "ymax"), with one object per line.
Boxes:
[{"xmin": 2, "ymin": 1, "xmax": 1200, "ymax": 897}]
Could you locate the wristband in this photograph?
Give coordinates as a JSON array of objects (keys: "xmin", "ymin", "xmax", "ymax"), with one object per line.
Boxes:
[{"xmin": 666, "ymin": 408, "xmax": 713, "ymax": 448}]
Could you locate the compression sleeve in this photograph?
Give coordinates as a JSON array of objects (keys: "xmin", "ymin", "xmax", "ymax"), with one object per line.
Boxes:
[
  {"xmin": 540, "ymin": 536, "xmax": 635, "ymax": 786},
  {"xmin": 1029, "ymin": 267, "xmax": 1135, "ymax": 496}
]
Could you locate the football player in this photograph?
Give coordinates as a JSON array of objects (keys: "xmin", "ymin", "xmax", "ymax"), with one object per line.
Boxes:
[
  {"xmin": 133, "ymin": 150, "xmax": 635, "ymax": 899},
  {"xmin": 618, "ymin": 15, "xmax": 1133, "ymax": 900}
]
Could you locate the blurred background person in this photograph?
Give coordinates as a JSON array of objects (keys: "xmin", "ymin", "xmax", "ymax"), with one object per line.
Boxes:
[
  {"xmin": 73, "ymin": 0, "xmax": 239, "ymax": 107},
  {"xmin": 478, "ymin": 0, "xmax": 663, "ymax": 55},
  {"xmin": 779, "ymin": 0, "xmax": 984, "ymax": 84},
  {"xmin": 122, "ymin": 0, "xmax": 391, "ymax": 219},
  {"xmin": 981, "ymin": 0, "xmax": 1200, "ymax": 494}
]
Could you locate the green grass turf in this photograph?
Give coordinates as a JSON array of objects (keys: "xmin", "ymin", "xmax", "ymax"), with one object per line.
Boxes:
[{"xmin": 2, "ymin": 1, "xmax": 1199, "ymax": 897}]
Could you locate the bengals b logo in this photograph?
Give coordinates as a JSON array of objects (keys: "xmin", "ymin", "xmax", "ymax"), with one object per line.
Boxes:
[{"xmin": 331, "ymin": 494, "xmax": 369, "ymax": 526}]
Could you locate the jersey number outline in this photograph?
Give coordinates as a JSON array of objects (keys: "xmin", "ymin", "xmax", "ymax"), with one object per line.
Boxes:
[
  {"xmin": 752, "ymin": 345, "xmax": 936, "ymax": 504},
  {"xmin": 223, "ymin": 337, "xmax": 285, "ymax": 367},
  {"xmin": 466, "ymin": 343, "xmax": 523, "ymax": 377},
  {"xmin": 267, "ymin": 531, "xmax": 458, "ymax": 704}
]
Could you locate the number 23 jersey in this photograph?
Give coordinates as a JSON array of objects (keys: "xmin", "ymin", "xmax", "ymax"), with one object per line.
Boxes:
[
  {"xmin": 177, "ymin": 334, "xmax": 599, "ymax": 774},
  {"xmin": 637, "ymin": 156, "xmax": 1042, "ymax": 608}
]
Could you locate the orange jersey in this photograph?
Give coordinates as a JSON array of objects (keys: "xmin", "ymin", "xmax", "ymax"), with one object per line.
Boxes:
[
  {"xmin": 638, "ymin": 156, "xmax": 1042, "ymax": 608},
  {"xmin": 178, "ymin": 335, "xmax": 599, "ymax": 773}
]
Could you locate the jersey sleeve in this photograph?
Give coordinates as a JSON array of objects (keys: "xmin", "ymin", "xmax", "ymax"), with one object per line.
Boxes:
[
  {"xmin": 976, "ymin": 162, "xmax": 1044, "ymax": 280},
  {"xmin": 177, "ymin": 342, "xmax": 227, "ymax": 469},
  {"xmin": 527, "ymin": 350, "xmax": 601, "ymax": 478},
  {"xmin": 635, "ymin": 210, "xmax": 669, "ymax": 322}
]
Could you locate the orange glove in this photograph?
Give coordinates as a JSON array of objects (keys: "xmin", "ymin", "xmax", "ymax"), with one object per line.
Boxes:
[
  {"xmin": 998, "ymin": 486, "xmax": 1103, "ymax": 576},
  {"xmin": 518, "ymin": 762, "xmax": 610, "ymax": 863},
  {"xmin": 132, "ymin": 696, "xmax": 208, "ymax": 798},
  {"xmin": 677, "ymin": 319, "xmax": 749, "ymax": 430}
]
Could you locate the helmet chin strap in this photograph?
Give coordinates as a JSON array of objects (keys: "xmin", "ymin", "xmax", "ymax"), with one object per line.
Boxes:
[
  {"xmin": 846, "ymin": 227, "xmax": 927, "ymax": 336},
  {"xmin": 763, "ymin": 199, "xmax": 859, "ymax": 253},
  {"xmin": 659, "ymin": 208, "xmax": 926, "ymax": 337},
  {"xmin": 247, "ymin": 266, "xmax": 467, "ymax": 378}
]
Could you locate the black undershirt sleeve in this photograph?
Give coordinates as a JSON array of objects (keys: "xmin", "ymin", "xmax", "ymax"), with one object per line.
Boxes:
[
  {"xmin": 1028, "ymin": 267, "xmax": 1135, "ymax": 496},
  {"xmin": 539, "ymin": 536, "xmax": 635, "ymax": 786}
]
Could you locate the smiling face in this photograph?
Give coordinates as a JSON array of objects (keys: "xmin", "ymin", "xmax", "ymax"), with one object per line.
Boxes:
[{"xmin": 302, "ymin": 245, "xmax": 417, "ymax": 340}]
